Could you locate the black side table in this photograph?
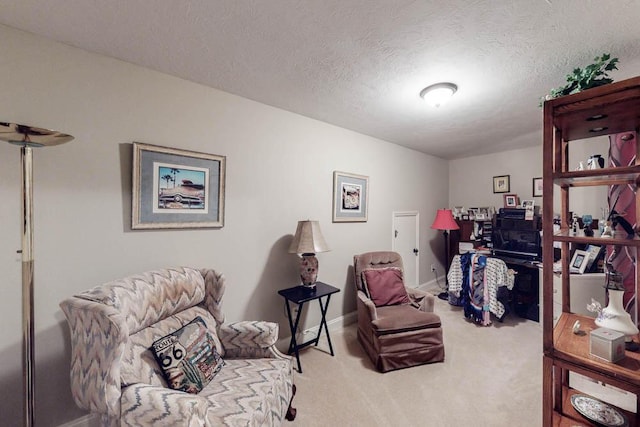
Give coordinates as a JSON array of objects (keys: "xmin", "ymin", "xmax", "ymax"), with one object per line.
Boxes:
[{"xmin": 278, "ymin": 282, "xmax": 340, "ymax": 373}]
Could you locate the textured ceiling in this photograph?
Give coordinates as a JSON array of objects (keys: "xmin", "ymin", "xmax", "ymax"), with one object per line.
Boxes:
[{"xmin": 1, "ymin": 0, "xmax": 640, "ymax": 159}]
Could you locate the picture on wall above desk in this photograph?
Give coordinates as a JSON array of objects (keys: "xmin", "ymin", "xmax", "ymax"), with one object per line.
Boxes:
[
  {"xmin": 493, "ymin": 175, "xmax": 510, "ymax": 193},
  {"xmin": 532, "ymin": 177, "xmax": 543, "ymax": 197},
  {"xmin": 333, "ymin": 171, "xmax": 368, "ymax": 222},
  {"xmin": 132, "ymin": 142, "xmax": 226, "ymax": 229}
]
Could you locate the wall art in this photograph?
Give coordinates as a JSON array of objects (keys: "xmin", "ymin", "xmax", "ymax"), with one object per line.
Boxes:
[
  {"xmin": 493, "ymin": 175, "xmax": 510, "ymax": 193},
  {"xmin": 333, "ymin": 171, "xmax": 368, "ymax": 222},
  {"xmin": 132, "ymin": 142, "xmax": 226, "ymax": 229}
]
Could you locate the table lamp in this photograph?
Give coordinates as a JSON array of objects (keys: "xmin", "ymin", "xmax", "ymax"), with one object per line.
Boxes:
[
  {"xmin": 431, "ymin": 209, "xmax": 460, "ymax": 300},
  {"xmin": 288, "ymin": 220, "xmax": 330, "ymax": 290}
]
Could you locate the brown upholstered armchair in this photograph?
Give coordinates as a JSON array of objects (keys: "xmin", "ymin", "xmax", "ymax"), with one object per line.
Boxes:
[{"xmin": 353, "ymin": 251, "xmax": 444, "ymax": 372}]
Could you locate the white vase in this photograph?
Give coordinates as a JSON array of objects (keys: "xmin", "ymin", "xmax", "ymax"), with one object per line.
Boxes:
[{"xmin": 595, "ymin": 289, "xmax": 639, "ymax": 338}]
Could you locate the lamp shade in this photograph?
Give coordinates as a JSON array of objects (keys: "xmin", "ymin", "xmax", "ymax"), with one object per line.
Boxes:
[
  {"xmin": 430, "ymin": 209, "xmax": 460, "ymax": 231},
  {"xmin": 288, "ymin": 220, "xmax": 330, "ymax": 254}
]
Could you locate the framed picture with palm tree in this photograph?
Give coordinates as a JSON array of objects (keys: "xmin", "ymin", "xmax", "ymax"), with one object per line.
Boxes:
[{"xmin": 132, "ymin": 142, "xmax": 226, "ymax": 229}]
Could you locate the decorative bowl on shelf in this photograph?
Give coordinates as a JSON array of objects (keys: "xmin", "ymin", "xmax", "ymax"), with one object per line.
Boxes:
[{"xmin": 570, "ymin": 394, "xmax": 628, "ymax": 427}]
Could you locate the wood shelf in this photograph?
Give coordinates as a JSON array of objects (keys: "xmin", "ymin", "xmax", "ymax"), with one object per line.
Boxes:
[
  {"xmin": 542, "ymin": 75, "xmax": 640, "ymax": 426},
  {"xmin": 552, "ymin": 386, "xmax": 637, "ymax": 427},
  {"xmin": 554, "ymin": 165, "xmax": 640, "ymax": 187},
  {"xmin": 547, "ymin": 76, "xmax": 640, "ymax": 142},
  {"xmin": 552, "ymin": 230, "xmax": 640, "ymax": 246},
  {"xmin": 553, "ymin": 313, "xmax": 640, "ymax": 387}
]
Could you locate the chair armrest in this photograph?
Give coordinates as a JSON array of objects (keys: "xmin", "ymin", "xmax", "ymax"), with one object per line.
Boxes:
[
  {"xmin": 218, "ymin": 321, "xmax": 286, "ymax": 359},
  {"xmin": 59, "ymin": 297, "xmax": 128, "ymax": 418},
  {"xmin": 120, "ymin": 383, "xmax": 209, "ymax": 426},
  {"xmin": 406, "ymin": 287, "xmax": 435, "ymax": 312},
  {"xmin": 357, "ymin": 290, "xmax": 378, "ymax": 321}
]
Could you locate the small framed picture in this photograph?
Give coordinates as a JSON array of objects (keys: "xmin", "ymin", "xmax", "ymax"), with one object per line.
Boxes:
[
  {"xmin": 493, "ymin": 175, "xmax": 510, "ymax": 193},
  {"xmin": 584, "ymin": 244, "xmax": 603, "ymax": 272},
  {"xmin": 503, "ymin": 194, "xmax": 518, "ymax": 208},
  {"xmin": 532, "ymin": 177, "xmax": 543, "ymax": 197},
  {"xmin": 333, "ymin": 171, "xmax": 369, "ymax": 222},
  {"xmin": 521, "ymin": 199, "xmax": 535, "ymax": 219},
  {"xmin": 453, "ymin": 206, "xmax": 464, "ymax": 219},
  {"xmin": 570, "ymin": 249, "xmax": 590, "ymax": 274}
]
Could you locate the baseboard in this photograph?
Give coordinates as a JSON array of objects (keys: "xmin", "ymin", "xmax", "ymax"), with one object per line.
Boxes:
[
  {"xmin": 58, "ymin": 413, "xmax": 98, "ymax": 427},
  {"xmin": 417, "ymin": 277, "xmax": 443, "ymax": 295},
  {"xmin": 276, "ymin": 311, "xmax": 357, "ymax": 351}
]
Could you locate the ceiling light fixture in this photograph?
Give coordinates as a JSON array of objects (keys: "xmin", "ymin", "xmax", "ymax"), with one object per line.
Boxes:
[{"xmin": 420, "ymin": 82, "xmax": 458, "ymax": 107}]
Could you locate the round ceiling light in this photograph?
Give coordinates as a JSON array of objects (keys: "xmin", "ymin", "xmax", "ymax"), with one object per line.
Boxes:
[{"xmin": 419, "ymin": 82, "xmax": 458, "ymax": 107}]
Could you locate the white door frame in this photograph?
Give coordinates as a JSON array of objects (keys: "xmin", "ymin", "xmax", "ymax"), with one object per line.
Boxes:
[{"xmin": 391, "ymin": 211, "xmax": 420, "ymax": 287}]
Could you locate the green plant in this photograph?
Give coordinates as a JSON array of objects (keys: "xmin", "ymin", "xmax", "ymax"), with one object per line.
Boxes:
[{"xmin": 540, "ymin": 54, "xmax": 619, "ymax": 106}]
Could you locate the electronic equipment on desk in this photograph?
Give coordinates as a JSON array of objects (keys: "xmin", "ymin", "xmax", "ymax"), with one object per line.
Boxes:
[{"xmin": 492, "ymin": 210, "xmax": 541, "ymax": 264}]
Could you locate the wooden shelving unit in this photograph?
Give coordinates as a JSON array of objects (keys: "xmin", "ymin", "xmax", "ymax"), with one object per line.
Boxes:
[{"xmin": 542, "ymin": 76, "xmax": 640, "ymax": 426}]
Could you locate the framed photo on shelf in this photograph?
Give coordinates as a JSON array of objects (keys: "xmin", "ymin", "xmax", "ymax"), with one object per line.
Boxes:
[
  {"xmin": 493, "ymin": 175, "xmax": 510, "ymax": 193},
  {"xmin": 333, "ymin": 171, "xmax": 368, "ymax": 222},
  {"xmin": 532, "ymin": 177, "xmax": 543, "ymax": 197},
  {"xmin": 569, "ymin": 249, "xmax": 590, "ymax": 274},
  {"xmin": 453, "ymin": 206, "xmax": 464, "ymax": 219},
  {"xmin": 467, "ymin": 207, "xmax": 478, "ymax": 220},
  {"xmin": 584, "ymin": 244, "xmax": 603, "ymax": 272},
  {"xmin": 132, "ymin": 142, "xmax": 226, "ymax": 229},
  {"xmin": 503, "ymin": 194, "xmax": 518, "ymax": 208}
]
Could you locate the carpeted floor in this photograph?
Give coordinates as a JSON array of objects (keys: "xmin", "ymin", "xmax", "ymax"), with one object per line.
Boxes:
[{"xmin": 288, "ymin": 296, "xmax": 543, "ymax": 427}]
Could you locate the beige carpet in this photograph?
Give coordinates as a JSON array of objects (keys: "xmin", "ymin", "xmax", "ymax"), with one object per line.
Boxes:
[{"xmin": 288, "ymin": 296, "xmax": 542, "ymax": 427}]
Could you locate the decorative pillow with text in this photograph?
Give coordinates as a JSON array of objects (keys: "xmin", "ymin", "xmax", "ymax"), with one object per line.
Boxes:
[
  {"xmin": 151, "ymin": 316, "xmax": 224, "ymax": 394},
  {"xmin": 362, "ymin": 268, "xmax": 410, "ymax": 307}
]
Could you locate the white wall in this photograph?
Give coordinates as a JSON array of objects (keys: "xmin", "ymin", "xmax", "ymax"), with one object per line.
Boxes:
[
  {"xmin": 0, "ymin": 26, "xmax": 449, "ymax": 426},
  {"xmin": 449, "ymin": 135, "xmax": 607, "ymax": 220},
  {"xmin": 449, "ymin": 139, "xmax": 543, "ymax": 210}
]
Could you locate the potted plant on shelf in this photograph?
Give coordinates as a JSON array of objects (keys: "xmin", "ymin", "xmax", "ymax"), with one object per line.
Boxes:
[{"xmin": 540, "ymin": 53, "xmax": 619, "ymax": 105}]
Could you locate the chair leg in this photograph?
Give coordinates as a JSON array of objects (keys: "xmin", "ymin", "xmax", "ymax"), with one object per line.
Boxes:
[{"xmin": 285, "ymin": 384, "xmax": 297, "ymax": 421}]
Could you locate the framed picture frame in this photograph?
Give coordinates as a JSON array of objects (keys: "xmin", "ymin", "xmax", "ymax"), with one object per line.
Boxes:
[
  {"xmin": 503, "ymin": 194, "xmax": 518, "ymax": 208},
  {"xmin": 493, "ymin": 175, "xmax": 510, "ymax": 193},
  {"xmin": 533, "ymin": 177, "xmax": 543, "ymax": 197},
  {"xmin": 521, "ymin": 199, "xmax": 534, "ymax": 209},
  {"xmin": 132, "ymin": 142, "xmax": 226, "ymax": 229},
  {"xmin": 453, "ymin": 206, "xmax": 464, "ymax": 219},
  {"xmin": 584, "ymin": 244, "xmax": 603, "ymax": 272},
  {"xmin": 569, "ymin": 249, "xmax": 590, "ymax": 274},
  {"xmin": 333, "ymin": 171, "xmax": 368, "ymax": 222}
]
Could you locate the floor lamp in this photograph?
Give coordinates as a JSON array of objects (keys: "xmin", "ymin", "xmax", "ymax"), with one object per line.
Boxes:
[
  {"xmin": 0, "ymin": 122, "xmax": 74, "ymax": 427},
  {"xmin": 431, "ymin": 209, "xmax": 459, "ymax": 301}
]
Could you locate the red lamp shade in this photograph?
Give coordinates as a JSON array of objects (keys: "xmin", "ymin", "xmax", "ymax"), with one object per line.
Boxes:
[{"xmin": 430, "ymin": 209, "xmax": 460, "ymax": 231}]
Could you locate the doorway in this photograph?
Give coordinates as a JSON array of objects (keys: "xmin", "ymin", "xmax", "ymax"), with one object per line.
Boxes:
[{"xmin": 392, "ymin": 211, "xmax": 419, "ymax": 287}]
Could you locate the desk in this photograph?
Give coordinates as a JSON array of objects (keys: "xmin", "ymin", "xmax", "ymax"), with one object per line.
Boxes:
[{"xmin": 278, "ymin": 282, "xmax": 340, "ymax": 373}]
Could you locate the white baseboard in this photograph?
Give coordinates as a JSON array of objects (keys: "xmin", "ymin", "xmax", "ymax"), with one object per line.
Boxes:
[
  {"xmin": 276, "ymin": 311, "xmax": 357, "ymax": 351},
  {"xmin": 417, "ymin": 277, "xmax": 443, "ymax": 294}
]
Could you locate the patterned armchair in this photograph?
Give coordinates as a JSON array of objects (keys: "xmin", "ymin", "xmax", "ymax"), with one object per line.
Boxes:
[
  {"xmin": 353, "ymin": 251, "xmax": 445, "ymax": 372},
  {"xmin": 60, "ymin": 267, "xmax": 296, "ymax": 426}
]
